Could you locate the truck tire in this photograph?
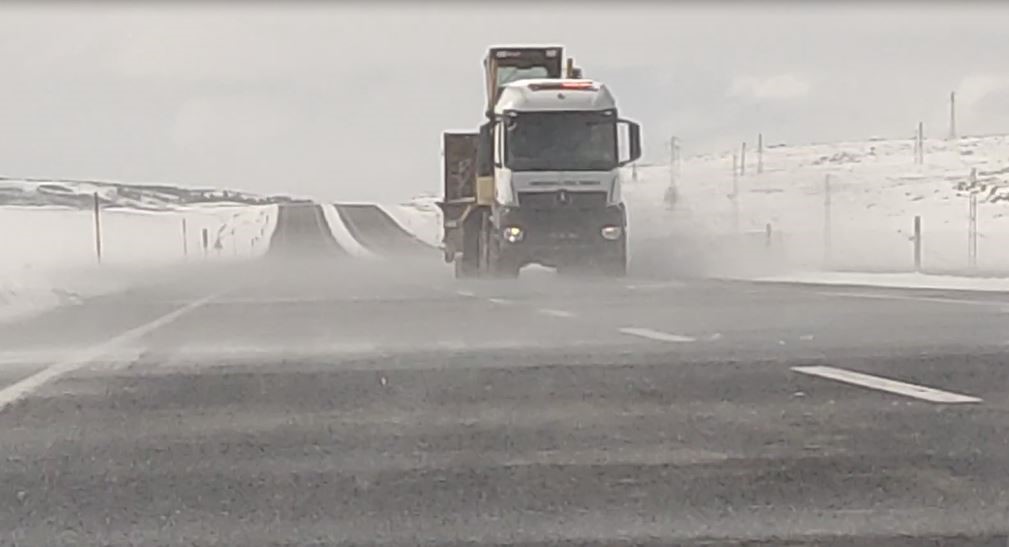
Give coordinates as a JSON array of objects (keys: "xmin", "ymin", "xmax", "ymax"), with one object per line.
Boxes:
[
  {"xmin": 479, "ymin": 213, "xmax": 492, "ymax": 276},
  {"xmin": 454, "ymin": 258, "xmax": 475, "ymax": 279},
  {"xmin": 489, "ymin": 238, "xmax": 520, "ymax": 279},
  {"xmin": 600, "ymin": 255, "xmax": 627, "ymax": 277},
  {"xmin": 601, "ymin": 238, "xmax": 629, "ymax": 278},
  {"xmin": 455, "ymin": 212, "xmax": 483, "ymax": 279},
  {"xmin": 555, "ymin": 261, "xmax": 579, "ymax": 277}
]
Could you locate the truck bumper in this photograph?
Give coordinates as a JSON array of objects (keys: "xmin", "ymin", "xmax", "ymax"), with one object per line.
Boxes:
[{"xmin": 494, "ymin": 204, "xmax": 626, "ymax": 267}]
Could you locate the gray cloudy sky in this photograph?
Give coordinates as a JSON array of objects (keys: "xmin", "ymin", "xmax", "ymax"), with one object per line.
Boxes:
[{"xmin": 1, "ymin": 2, "xmax": 1008, "ymax": 202}]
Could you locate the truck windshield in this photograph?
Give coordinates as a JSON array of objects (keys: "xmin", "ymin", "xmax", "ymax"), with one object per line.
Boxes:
[
  {"xmin": 505, "ymin": 111, "xmax": 617, "ymax": 171},
  {"xmin": 496, "ymin": 66, "xmax": 551, "ymax": 87}
]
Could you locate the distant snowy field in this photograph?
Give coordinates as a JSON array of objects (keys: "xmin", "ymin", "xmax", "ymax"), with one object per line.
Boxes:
[
  {"xmin": 0, "ymin": 178, "xmax": 278, "ymax": 322},
  {"xmin": 395, "ymin": 134, "xmax": 1009, "ymax": 288},
  {"xmin": 627, "ymin": 134, "xmax": 1009, "ymax": 276}
]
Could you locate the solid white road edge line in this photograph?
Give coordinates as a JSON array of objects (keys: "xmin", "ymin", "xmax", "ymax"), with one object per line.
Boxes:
[
  {"xmin": 817, "ymin": 290, "xmax": 1004, "ymax": 308},
  {"xmin": 618, "ymin": 327, "xmax": 696, "ymax": 343},
  {"xmin": 792, "ymin": 365, "xmax": 982, "ymax": 404},
  {"xmin": 625, "ymin": 281, "xmax": 687, "ymax": 291},
  {"xmin": 0, "ymin": 292, "xmax": 222, "ymax": 412},
  {"xmin": 322, "ymin": 204, "xmax": 379, "ymax": 259},
  {"xmin": 538, "ymin": 308, "xmax": 576, "ymax": 318}
]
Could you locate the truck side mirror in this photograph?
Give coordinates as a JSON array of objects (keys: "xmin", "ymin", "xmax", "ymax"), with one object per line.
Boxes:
[
  {"xmin": 494, "ymin": 120, "xmax": 505, "ymax": 168},
  {"xmin": 618, "ymin": 120, "xmax": 642, "ymax": 166},
  {"xmin": 629, "ymin": 121, "xmax": 641, "ymax": 163}
]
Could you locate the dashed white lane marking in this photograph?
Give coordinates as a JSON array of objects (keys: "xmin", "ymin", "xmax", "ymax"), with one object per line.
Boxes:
[
  {"xmin": 817, "ymin": 290, "xmax": 1004, "ymax": 308},
  {"xmin": 792, "ymin": 365, "xmax": 982, "ymax": 404},
  {"xmin": 455, "ymin": 290, "xmax": 476, "ymax": 298},
  {"xmin": 618, "ymin": 327, "xmax": 696, "ymax": 343},
  {"xmin": 0, "ymin": 292, "xmax": 222, "ymax": 412},
  {"xmin": 488, "ymin": 298, "xmax": 512, "ymax": 305},
  {"xmin": 625, "ymin": 281, "xmax": 687, "ymax": 291},
  {"xmin": 538, "ymin": 308, "xmax": 576, "ymax": 318}
]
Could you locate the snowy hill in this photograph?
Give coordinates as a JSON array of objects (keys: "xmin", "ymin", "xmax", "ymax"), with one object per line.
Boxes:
[
  {"xmin": 0, "ymin": 177, "xmax": 307, "ymax": 211},
  {"xmin": 622, "ymin": 133, "xmax": 1009, "ymax": 276}
]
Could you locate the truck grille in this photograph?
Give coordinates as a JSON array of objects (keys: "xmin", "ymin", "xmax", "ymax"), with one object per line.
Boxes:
[{"xmin": 517, "ymin": 191, "xmax": 607, "ymax": 210}]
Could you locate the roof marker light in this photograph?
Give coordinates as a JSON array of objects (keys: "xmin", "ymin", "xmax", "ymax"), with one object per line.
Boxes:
[{"xmin": 528, "ymin": 81, "xmax": 597, "ymax": 92}]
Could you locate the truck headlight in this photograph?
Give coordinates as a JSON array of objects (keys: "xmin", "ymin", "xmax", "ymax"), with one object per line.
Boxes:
[
  {"xmin": 600, "ymin": 225, "xmax": 623, "ymax": 240},
  {"xmin": 502, "ymin": 226, "xmax": 524, "ymax": 243}
]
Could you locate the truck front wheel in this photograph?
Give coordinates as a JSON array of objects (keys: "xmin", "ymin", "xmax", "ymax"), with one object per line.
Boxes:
[
  {"xmin": 454, "ymin": 211, "xmax": 483, "ymax": 279},
  {"xmin": 600, "ymin": 253, "xmax": 627, "ymax": 277},
  {"xmin": 489, "ymin": 238, "xmax": 521, "ymax": 279},
  {"xmin": 601, "ymin": 237, "xmax": 628, "ymax": 277}
]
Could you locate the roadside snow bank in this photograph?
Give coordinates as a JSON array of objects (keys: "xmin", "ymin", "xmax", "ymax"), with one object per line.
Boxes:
[
  {"xmin": 0, "ymin": 264, "xmax": 129, "ymax": 322},
  {"xmin": 384, "ymin": 196, "xmax": 441, "ymax": 249},
  {"xmin": 746, "ymin": 271, "xmax": 1009, "ymax": 292},
  {"xmin": 0, "ymin": 204, "xmax": 276, "ymax": 322}
]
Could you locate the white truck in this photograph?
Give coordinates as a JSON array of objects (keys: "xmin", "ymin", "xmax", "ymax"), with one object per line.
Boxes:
[{"xmin": 440, "ymin": 46, "xmax": 641, "ymax": 278}]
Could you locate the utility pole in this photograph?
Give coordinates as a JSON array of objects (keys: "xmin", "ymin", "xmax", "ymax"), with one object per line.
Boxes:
[
  {"xmin": 93, "ymin": 192, "xmax": 102, "ymax": 264},
  {"xmin": 740, "ymin": 142, "xmax": 747, "ymax": 176},
  {"xmin": 915, "ymin": 122, "xmax": 925, "ymax": 165},
  {"xmin": 731, "ymin": 152, "xmax": 740, "ymax": 233},
  {"xmin": 757, "ymin": 133, "xmax": 764, "ymax": 174},
  {"xmin": 665, "ymin": 136, "xmax": 680, "ymax": 208},
  {"xmin": 669, "ymin": 136, "xmax": 682, "ymax": 184},
  {"xmin": 948, "ymin": 91, "xmax": 957, "ymax": 141},
  {"xmin": 913, "ymin": 126, "xmax": 919, "ymax": 164}
]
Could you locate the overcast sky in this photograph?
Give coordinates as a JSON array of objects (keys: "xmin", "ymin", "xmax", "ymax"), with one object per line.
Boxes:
[{"xmin": 1, "ymin": 3, "xmax": 1008, "ymax": 202}]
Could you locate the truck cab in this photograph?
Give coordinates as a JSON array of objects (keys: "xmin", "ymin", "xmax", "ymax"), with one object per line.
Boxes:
[{"xmin": 478, "ymin": 79, "xmax": 641, "ymax": 276}]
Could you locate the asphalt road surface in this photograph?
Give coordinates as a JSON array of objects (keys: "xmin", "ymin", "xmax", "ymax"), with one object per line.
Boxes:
[
  {"xmin": 335, "ymin": 204, "xmax": 431, "ymax": 255},
  {"xmin": 1, "ymin": 205, "xmax": 1008, "ymax": 545}
]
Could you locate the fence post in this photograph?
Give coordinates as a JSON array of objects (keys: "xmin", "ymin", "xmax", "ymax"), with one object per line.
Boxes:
[
  {"xmin": 916, "ymin": 122, "xmax": 925, "ymax": 164},
  {"xmin": 181, "ymin": 218, "xmax": 189, "ymax": 259},
  {"xmin": 823, "ymin": 174, "xmax": 832, "ymax": 267},
  {"xmin": 202, "ymin": 228, "xmax": 209, "ymax": 259},
  {"xmin": 93, "ymin": 192, "xmax": 102, "ymax": 265},
  {"xmin": 740, "ymin": 142, "xmax": 747, "ymax": 176},
  {"xmin": 914, "ymin": 215, "xmax": 922, "ymax": 272},
  {"xmin": 968, "ymin": 191, "xmax": 978, "ymax": 270}
]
